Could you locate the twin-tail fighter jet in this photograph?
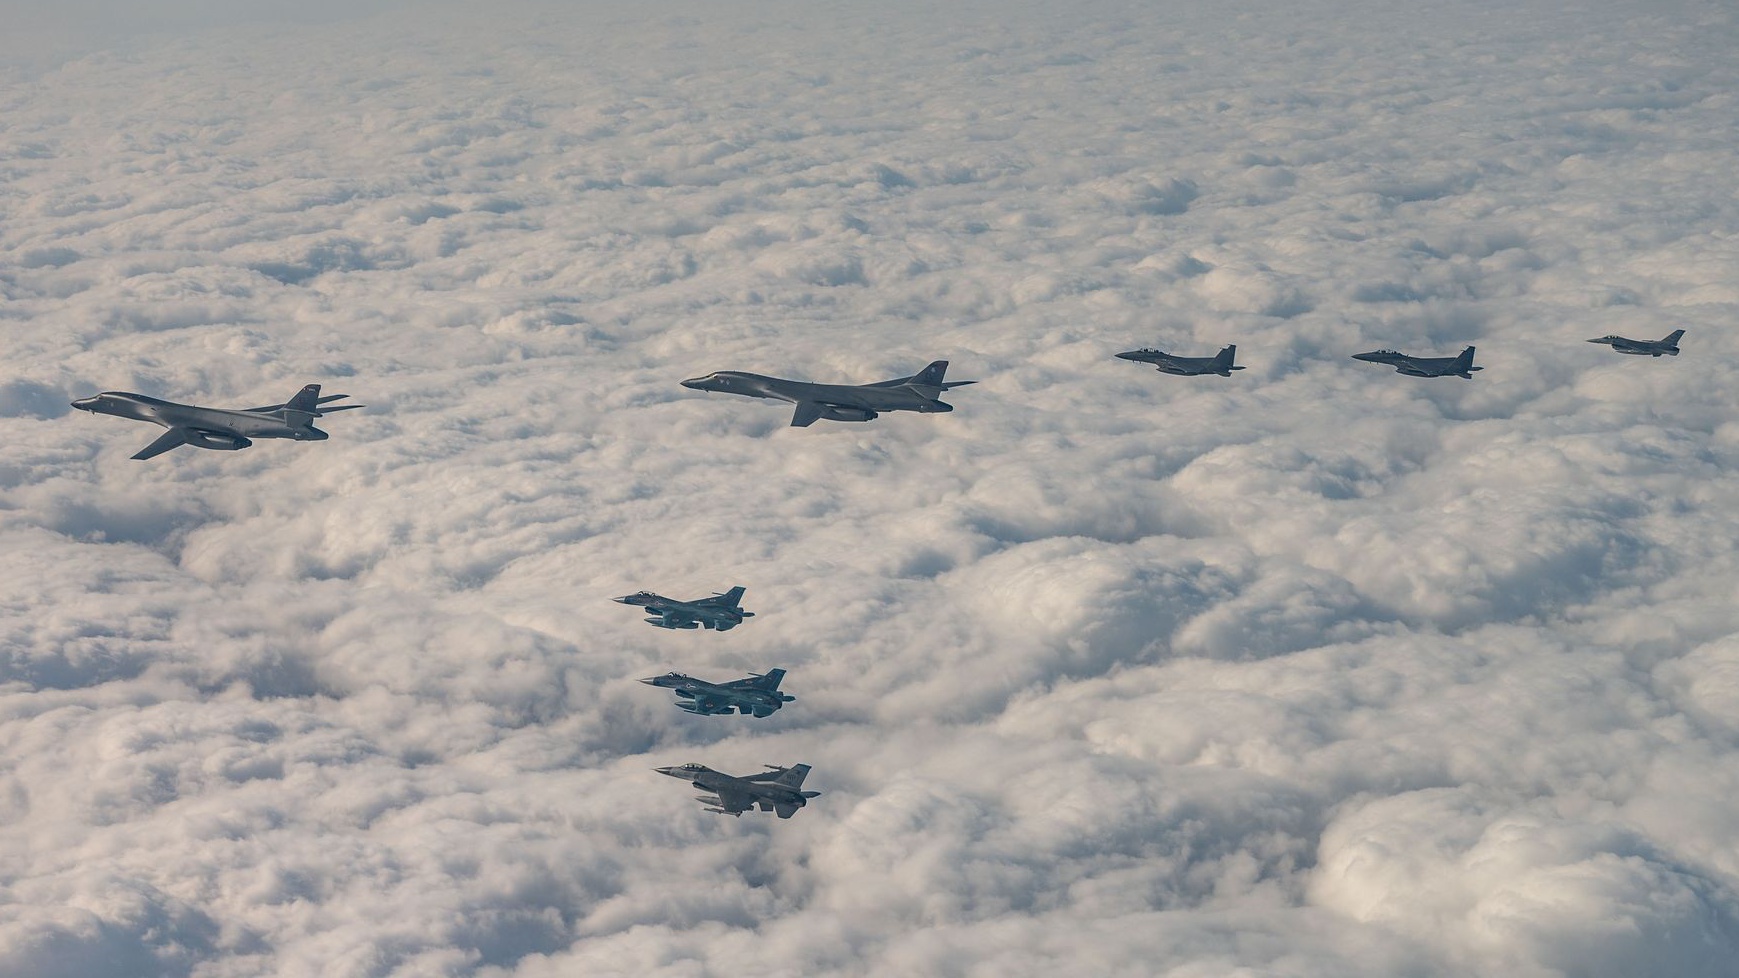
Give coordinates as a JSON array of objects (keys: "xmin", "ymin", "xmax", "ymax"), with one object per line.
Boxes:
[
  {"xmin": 1351, "ymin": 346, "xmax": 1481, "ymax": 379},
  {"xmin": 1115, "ymin": 344, "xmax": 1245, "ymax": 377},
  {"xmin": 641, "ymin": 668, "xmax": 794, "ymax": 717},
  {"xmin": 615, "ymin": 586, "xmax": 754, "ymax": 631},
  {"xmin": 1587, "ymin": 329, "xmax": 1684, "ymax": 357},
  {"xmin": 655, "ymin": 762, "xmax": 820, "ymax": 818},
  {"xmin": 681, "ymin": 360, "xmax": 975, "ymax": 427},
  {"xmin": 71, "ymin": 384, "xmax": 363, "ymax": 459}
]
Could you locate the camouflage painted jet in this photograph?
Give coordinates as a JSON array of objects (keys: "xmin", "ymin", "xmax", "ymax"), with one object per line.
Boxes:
[
  {"xmin": 681, "ymin": 360, "xmax": 976, "ymax": 427},
  {"xmin": 1351, "ymin": 346, "xmax": 1482, "ymax": 379},
  {"xmin": 1587, "ymin": 329, "xmax": 1684, "ymax": 357},
  {"xmin": 640, "ymin": 668, "xmax": 794, "ymax": 717},
  {"xmin": 655, "ymin": 762, "xmax": 820, "ymax": 818},
  {"xmin": 614, "ymin": 586, "xmax": 754, "ymax": 631},
  {"xmin": 70, "ymin": 384, "xmax": 363, "ymax": 459},
  {"xmin": 1115, "ymin": 344, "xmax": 1245, "ymax": 376}
]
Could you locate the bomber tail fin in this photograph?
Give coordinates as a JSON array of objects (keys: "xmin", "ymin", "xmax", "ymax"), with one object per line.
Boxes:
[
  {"xmin": 904, "ymin": 360, "xmax": 976, "ymax": 391},
  {"xmin": 285, "ymin": 384, "xmax": 322, "ymax": 413}
]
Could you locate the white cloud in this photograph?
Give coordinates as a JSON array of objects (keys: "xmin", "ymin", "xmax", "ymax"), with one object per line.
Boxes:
[{"xmin": 3, "ymin": 0, "xmax": 1739, "ymax": 974}]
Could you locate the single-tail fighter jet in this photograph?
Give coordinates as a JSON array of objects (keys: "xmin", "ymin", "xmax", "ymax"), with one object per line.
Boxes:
[
  {"xmin": 655, "ymin": 762, "xmax": 820, "ymax": 818},
  {"xmin": 681, "ymin": 360, "xmax": 976, "ymax": 427},
  {"xmin": 1351, "ymin": 346, "xmax": 1482, "ymax": 379},
  {"xmin": 71, "ymin": 384, "xmax": 363, "ymax": 459},
  {"xmin": 1115, "ymin": 344, "xmax": 1245, "ymax": 376},
  {"xmin": 615, "ymin": 586, "xmax": 754, "ymax": 631},
  {"xmin": 641, "ymin": 668, "xmax": 794, "ymax": 717},
  {"xmin": 1587, "ymin": 329, "xmax": 1684, "ymax": 357}
]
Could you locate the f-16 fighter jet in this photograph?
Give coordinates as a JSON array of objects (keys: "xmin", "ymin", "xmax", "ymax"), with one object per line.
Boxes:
[
  {"xmin": 615, "ymin": 586, "xmax": 754, "ymax": 631},
  {"xmin": 70, "ymin": 384, "xmax": 363, "ymax": 460},
  {"xmin": 1115, "ymin": 344, "xmax": 1245, "ymax": 376},
  {"xmin": 641, "ymin": 668, "xmax": 794, "ymax": 717},
  {"xmin": 655, "ymin": 762, "xmax": 820, "ymax": 818},
  {"xmin": 1587, "ymin": 329, "xmax": 1684, "ymax": 357},
  {"xmin": 681, "ymin": 360, "xmax": 976, "ymax": 427},
  {"xmin": 1351, "ymin": 346, "xmax": 1481, "ymax": 379}
]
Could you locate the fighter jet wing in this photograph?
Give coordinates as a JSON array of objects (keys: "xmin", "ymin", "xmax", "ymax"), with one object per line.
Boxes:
[
  {"xmin": 688, "ymin": 694, "xmax": 730, "ymax": 715},
  {"xmin": 131, "ymin": 428, "xmax": 190, "ymax": 460},
  {"xmin": 711, "ymin": 788, "xmax": 754, "ymax": 815},
  {"xmin": 790, "ymin": 402, "xmax": 825, "ymax": 427}
]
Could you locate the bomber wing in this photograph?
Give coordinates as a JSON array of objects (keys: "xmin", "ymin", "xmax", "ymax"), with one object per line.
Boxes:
[
  {"xmin": 131, "ymin": 428, "xmax": 190, "ymax": 460},
  {"xmin": 790, "ymin": 401, "xmax": 826, "ymax": 427}
]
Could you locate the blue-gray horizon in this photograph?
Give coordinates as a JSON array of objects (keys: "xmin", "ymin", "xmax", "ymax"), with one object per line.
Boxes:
[{"xmin": 3, "ymin": 0, "xmax": 1738, "ymax": 975}]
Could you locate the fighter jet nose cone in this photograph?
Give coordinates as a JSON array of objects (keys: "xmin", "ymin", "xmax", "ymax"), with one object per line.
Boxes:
[
  {"xmin": 653, "ymin": 766, "xmax": 678, "ymax": 776},
  {"xmin": 638, "ymin": 677, "xmax": 658, "ymax": 685},
  {"xmin": 680, "ymin": 378, "xmax": 704, "ymax": 390},
  {"xmin": 71, "ymin": 397, "xmax": 98, "ymax": 411}
]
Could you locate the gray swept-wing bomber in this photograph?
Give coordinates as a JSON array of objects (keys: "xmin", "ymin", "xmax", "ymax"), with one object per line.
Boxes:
[
  {"xmin": 641, "ymin": 668, "xmax": 794, "ymax": 717},
  {"xmin": 70, "ymin": 384, "xmax": 363, "ymax": 459},
  {"xmin": 655, "ymin": 762, "xmax": 820, "ymax": 818},
  {"xmin": 681, "ymin": 360, "xmax": 975, "ymax": 427},
  {"xmin": 1587, "ymin": 329, "xmax": 1684, "ymax": 357},
  {"xmin": 1115, "ymin": 344, "xmax": 1245, "ymax": 376},
  {"xmin": 1351, "ymin": 346, "xmax": 1482, "ymax": 379},
  {"xmin": 615, "ymin": 586, "xmax": 754, "ymax": 631}
]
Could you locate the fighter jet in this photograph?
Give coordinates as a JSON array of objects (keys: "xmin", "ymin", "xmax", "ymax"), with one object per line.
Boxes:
[
  {"xmin": 1587, "ymin": 329, "xmax": 1684, "ymax": 357},
  {"xmin": 614, "ymin": 586, "xmax": 754, "ymax": 631},
  {"xmin": 655, "ymin": 762, "xmax": 820, "ymax": 818},
  {"xmin": 1351, "ymin": 346, "xmax": 1482, "ymax": 379},
  {"xmin": 70, "ymin": 384, "xmax": 363, "ymax": 459},
  {"xmin": 1115, "ymin": 344, "xmax": 1245, "ymax": 376},
  {"xmin": 641, "ymin": 668, "xmax": 795, "ymax": 717},
  {"xmin": 680, "ymin": 360, "xmax": 976, "ymax": 427}
]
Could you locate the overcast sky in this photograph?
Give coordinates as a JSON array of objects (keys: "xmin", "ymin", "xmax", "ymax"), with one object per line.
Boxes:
[{"xmin": 3, "ymin": 0, "xmax": 1739, "ymax": 975}]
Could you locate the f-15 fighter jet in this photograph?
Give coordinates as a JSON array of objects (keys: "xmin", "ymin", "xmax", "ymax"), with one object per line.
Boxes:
[
  {"xmin": 71, "ymin": 384, "xmax": 363, "ymax": 459},
  {"xmin": 1115, "ymin": 344, "xmax": 1245, "ymax": 376},
  {"xmin": 641, "ymin": 668, "xmax": 794, "ymax": 717},
  {"xmin": 615, "ymin": 586, "xmax": 754, "ymax": 631},
  {"xmin": 655, "ymin": 762, "xmax": 820, "ymax": 818},
  {"xmin": 681, "ymin": 360, "xmax": 975, "ymax": 427},
  {"xmin": 1351, "ymin": 346, "xmax": 1481, "ymax": 379},
  {"xmin": 1587, "ymin": 329, "xmax": 1684, "ymax": 357}
]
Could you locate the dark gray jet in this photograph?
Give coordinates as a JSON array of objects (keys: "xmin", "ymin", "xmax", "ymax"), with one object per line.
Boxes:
[
  {"xmin": 614, "ymin": 586, "xmax": 753, "ymax": 631},
  {"xmin": 1115, "ymin": 344, "xmax": 1245, "ymax": 376},
  {"xmin": 655, "ymin": 762, "xmax": 820, "ymax": 818},
  {"xmin": 641, "ymin": 668, "xmax": 794, "ymax": 717},
  {"xmin": 681, "ymin": 360, "xmax": 975, "ymax": 427},
  {"xmin": 71, "ymin": 384, "xmax": 363, "ymax": 459},
  {"xmin": 1351, "ymin": 346, "xmax": 1481, "ymax": 379},
  {"xmin": 1587, "ymin": 329, "xmax": 1684, "ymax": 357}
]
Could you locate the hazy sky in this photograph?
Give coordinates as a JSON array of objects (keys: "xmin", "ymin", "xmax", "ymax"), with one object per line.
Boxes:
[{"xmin": 3, "ymin": 1, "xmax": 1738, "ymax": 975}]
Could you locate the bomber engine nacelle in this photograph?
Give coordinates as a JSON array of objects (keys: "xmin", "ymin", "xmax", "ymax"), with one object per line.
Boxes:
[
  {"xmin": 184, "ymin": 431, "xmax": 252, "ymax": 451},
  {"xmin": 819, "ymin": 406, "xmax": 878, "ymax": 422}
]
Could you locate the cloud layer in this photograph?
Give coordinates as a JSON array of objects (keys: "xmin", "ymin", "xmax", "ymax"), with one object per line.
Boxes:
[{"xmin": 3, "ymin": 0, "xmax": 1739, "ymax": 975}]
